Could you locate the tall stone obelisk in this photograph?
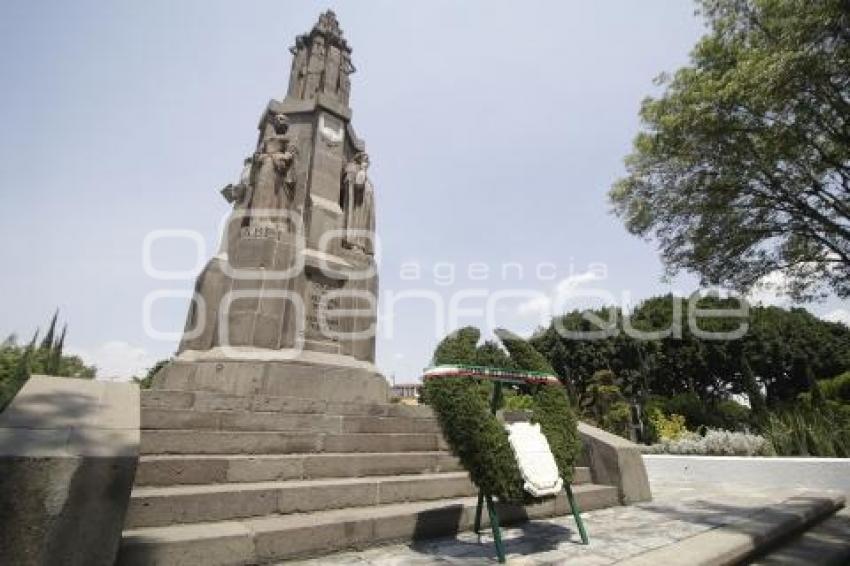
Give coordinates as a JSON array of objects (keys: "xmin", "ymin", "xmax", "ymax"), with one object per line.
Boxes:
[{"xmin": 153, "ymin": 11, "xmax": 387, "ymax": 403}]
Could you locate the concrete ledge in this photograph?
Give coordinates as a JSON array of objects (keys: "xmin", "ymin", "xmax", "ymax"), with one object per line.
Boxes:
[
  {"xmin": 579, "ymin": 421, "xmax": 652, "ymax": 504},
  {"xmin": 619, "ymin": 492, "xmax": 845, "ymax": 566},
  {"xmin": 751, "ymin": 507, "xmax": 850, "ymax": 565},
  {"xmin": 645, "ymin": 455, "xmax": 850, "ymax": 495},
  {"xmin": 0, "ymin": 375, "xmax": 140, "ymax": 566}
]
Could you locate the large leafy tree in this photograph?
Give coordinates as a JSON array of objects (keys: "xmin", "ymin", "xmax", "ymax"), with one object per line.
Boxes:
[
  {"xmin": 610, "ymin": 0, "xmax": 850, "ymax": 299},
  {"xmin": 531, "ymin": 295, "xmax": 850, "ymax": 407}
]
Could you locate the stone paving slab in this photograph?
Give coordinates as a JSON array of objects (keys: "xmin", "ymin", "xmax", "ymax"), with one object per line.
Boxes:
[{"xmin": 284, "ymin": 481, "xmax": 844, "ymax": 565}]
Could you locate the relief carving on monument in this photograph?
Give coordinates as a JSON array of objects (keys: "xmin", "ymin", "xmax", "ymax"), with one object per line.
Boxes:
[
  {"xmin": 305, "ymin": 273, "xmax": 343, "ymax": 343},
  {"xmin": 319, "ymin": 114, "xmax": 345, "ymax": 148}
]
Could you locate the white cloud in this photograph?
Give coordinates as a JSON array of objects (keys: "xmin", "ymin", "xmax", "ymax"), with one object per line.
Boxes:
[
  {"xmin": 517, "ymin": 294, "xmax": 552, "ymax": 316},
  {"xmin": 517, "ymin": 270, "xmax": 606, "ymax": 317},
  {"xmin": 67, "ymin": 341, "xmax": 160, "ymax": 381},
  {"xmin": 823, "ymin": 309, "xmax": 850, "ymax": 327},
  {"xmin": 747, "ymin": 271, "xmax": 793, "ymax": 307}
]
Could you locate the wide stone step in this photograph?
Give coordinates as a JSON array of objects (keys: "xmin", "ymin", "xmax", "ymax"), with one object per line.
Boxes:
[
  {"xmin": 135, "ymin": 451, "xmax": 593, "ymax": 487},
  {"xmin": 142, "ymin": 389, "xmax": 433, "ymax": 419},
  {"xmin": 126, "ymin": 472, "xmax": 476, "ymax": 528},
  {"xmin": 118, "ymin": 484, "xmax": 619, "ymax": 565},
  {"xmin": 135, "ymin": 451, "xmax": 462, "ymax": 486},
  {"xmin": 140, "ymin": 430, "xmax": 446, "ymax": 455},
  {"xmin": 141, "ymin": 408, "xmax": 440, "ymax": 434}
]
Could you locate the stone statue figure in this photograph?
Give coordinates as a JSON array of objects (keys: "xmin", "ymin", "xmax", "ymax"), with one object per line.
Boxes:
[
  {"xmin": 304, "ymin": 35, "xmax": 326, "ymax": 100},
  {"xmin": 215, "ymin": 158, "xmax": 253, "ymax": 259},
  {"xmin": 249, "ymin": 113, "xmax": 299, "ymax": 228},
  {"xmin": 288, "ymin": 36, "xmax": 308, "ymax": 98},
  {"xmin": 340, "ymin": 152, "xmax": 375, "ymax": 255}
]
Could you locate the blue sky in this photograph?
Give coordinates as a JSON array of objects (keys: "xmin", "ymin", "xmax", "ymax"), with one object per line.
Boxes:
[{"xmin": 1, "ymin": 0, "xmax": 848, "ymax": 381}]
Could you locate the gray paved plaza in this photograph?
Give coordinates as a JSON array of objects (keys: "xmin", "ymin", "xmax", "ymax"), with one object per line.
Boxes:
[{"xmin": 286, "ymin": 481, "xmax": 845, "ymax": 565}]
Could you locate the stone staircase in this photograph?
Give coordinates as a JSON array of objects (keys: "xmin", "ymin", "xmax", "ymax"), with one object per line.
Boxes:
[{"xmin": 117, "ymin": 388, "xmax": 620, "ymax": 565}]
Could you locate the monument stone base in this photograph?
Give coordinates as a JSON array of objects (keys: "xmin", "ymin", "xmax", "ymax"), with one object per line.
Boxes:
[{"xmin": 153, "ymin": 348, "xmax": 389, "ymax": 405}]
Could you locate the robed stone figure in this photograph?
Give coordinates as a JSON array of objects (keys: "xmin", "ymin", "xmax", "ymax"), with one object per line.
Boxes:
[
  {"xmin": 340, "ymin": 152, "xmax": 375, "ymax": 255},
  {"xmin": 249, "ymin": 112, "xmax": 299, "ymax": 229}
]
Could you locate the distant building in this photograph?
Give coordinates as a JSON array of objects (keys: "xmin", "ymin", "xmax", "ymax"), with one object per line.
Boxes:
[{"xmin": 391, "ymin": 383, "xmax": 422, "ymax": 404}]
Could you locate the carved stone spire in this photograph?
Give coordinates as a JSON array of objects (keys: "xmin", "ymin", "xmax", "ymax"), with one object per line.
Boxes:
[
  {"xmin": 287, "ymin": 10, "xmax": 355, "ymax": 106},
  {"xmin": 177, "ymin": 11, "xmax": 377, "ymax": 372}
]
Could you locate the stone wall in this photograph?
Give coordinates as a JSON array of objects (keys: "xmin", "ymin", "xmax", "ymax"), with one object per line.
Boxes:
[
  {"xmin": 644, "ymin": 454, "xmax": 850, "ymax": 495},
  {"xmin": 0, "ymin": 375, "xmax": 139, "ymax": 566}
]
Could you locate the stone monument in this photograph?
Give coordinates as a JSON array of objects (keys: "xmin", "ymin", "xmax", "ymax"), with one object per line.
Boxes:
[
  {"xmin": 117, "ymin": 15, "xmax": 642, "ymax": 563},
  {"xmin": 153, "ymin": 10, "xmax": 387, "ymax": 403}
]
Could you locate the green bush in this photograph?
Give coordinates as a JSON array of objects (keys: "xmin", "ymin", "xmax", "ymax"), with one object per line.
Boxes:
[
  {"xmin": 762, "ymin": 406, "xmax": 850, "ymax": 458},
  {"xmin": 133, "ymin": 358, "xmax": 170, "ymax": 390},
  {"xmin": 580, "ymin": 370, "xmax": 632, "ymax": 438},
  {"xmin": 502, "ymin": 390, "xmax": 534, "ymax": 411},
  {"xmin": 643, "ymin": 429, "xmax": 774, "ymax": 457},
  {"xmin": 819, "ymin": 372, "xmax": 850, "ymax": 404},
  {"xmin": 764, "ymin": 374, "xmax": 850, "ymax": 458},
  {"xmin": 714, "ymin": 399, "xmax": 752, "ymax": 431},
  {"xmin": 647, "ymin": 408, "xmax": 688, "ymax": 441},
  {"xmin": 657, "ymin": 393, "xmax": 751, "ymax": 432}
]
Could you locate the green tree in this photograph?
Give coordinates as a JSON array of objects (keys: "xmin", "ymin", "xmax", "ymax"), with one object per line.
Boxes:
[
  {"xmin": 531, "ymin": 294, "xmax": 850, "ymax": 412},
  {"xmin": 581, "ymin": 370, "xmax": 633, "ymax": 438},
  {"xmin": 739, "ymin": 355, "xmax": 767, "ymax": 419},
  {"xmin": 610, "ymin": 0, "xmax": 850, "ymax": 300},
  {"xmin": 0, "ymin": 314, "xmax": 96, "ymax": 411}
]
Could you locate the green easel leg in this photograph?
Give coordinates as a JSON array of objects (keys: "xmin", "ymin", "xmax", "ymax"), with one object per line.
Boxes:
[
  {"xmin": 473, "ymin": 491, "xmax": 484, "ymax": 534},
  {"xmin": 484, "ymin": 494, "xmax": 506, "ymax": 563},
  {"xmin": 565, "ymin": 484, "xmax": 589, "ymax": 545}
]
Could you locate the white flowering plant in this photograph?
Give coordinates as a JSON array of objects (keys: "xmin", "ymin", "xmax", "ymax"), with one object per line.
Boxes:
[{"xmin": 642, "ymin": 428, "xmax": 775, "ymax": 457}]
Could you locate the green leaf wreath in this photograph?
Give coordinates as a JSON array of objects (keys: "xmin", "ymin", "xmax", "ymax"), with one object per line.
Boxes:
[{"xmin": 422, "ymin": 327, "xmax": 581, "ymax": 502}]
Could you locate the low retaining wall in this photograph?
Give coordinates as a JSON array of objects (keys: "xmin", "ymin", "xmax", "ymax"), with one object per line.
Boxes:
[
  {"xmin": 644, "ymin": 454, "xmax": 850, "ymax": 495},
  {"xmin": 0, "ymin": 375, "xmax": 140, "ymax": 566},
  {"xmin": 579, "ymin": 422, "xmax": 652, "ymax": 504}
]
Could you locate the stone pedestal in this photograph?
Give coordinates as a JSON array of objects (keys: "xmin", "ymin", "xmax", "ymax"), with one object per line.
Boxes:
[{"xmin": 155, "ymin": 350, "xmax": 389, "ymax": 405}]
